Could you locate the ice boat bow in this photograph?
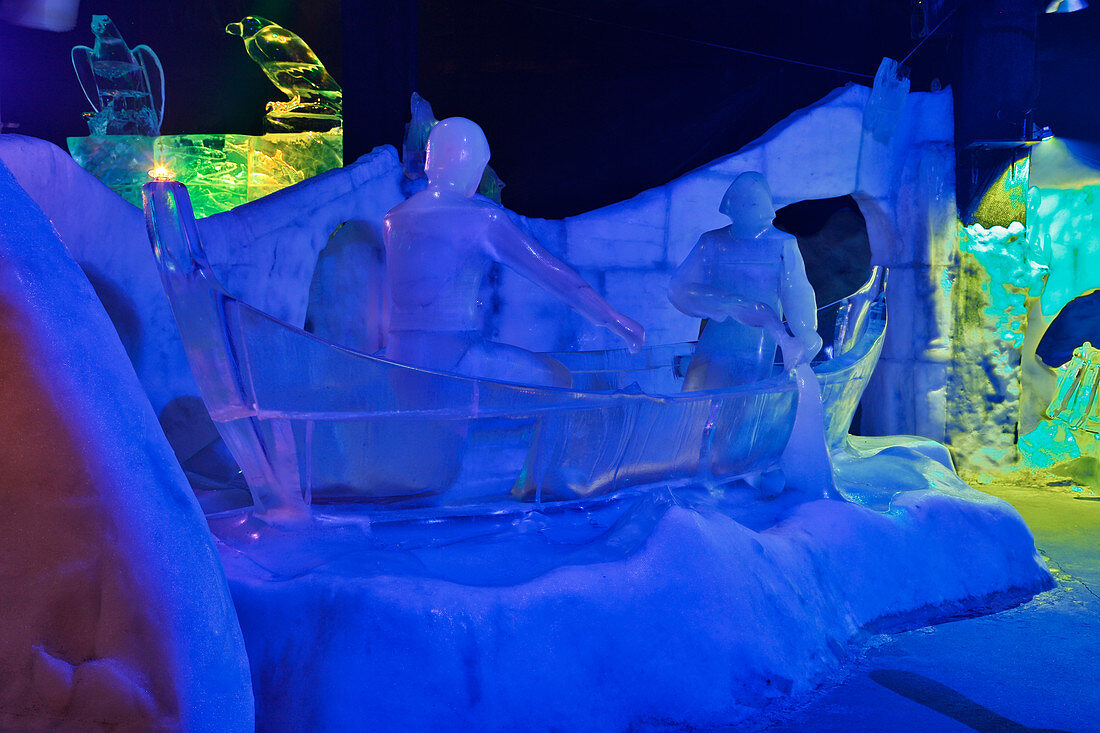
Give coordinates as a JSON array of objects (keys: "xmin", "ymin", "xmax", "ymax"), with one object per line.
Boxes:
[{"xmin": 144, "ymin": 181, "xmax": 885, "ymax": 517}]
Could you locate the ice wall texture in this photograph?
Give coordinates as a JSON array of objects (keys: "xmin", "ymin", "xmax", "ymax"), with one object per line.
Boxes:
[{"xmin": 0, "ymin": 159, "xmax": 251, "ymax": 729}]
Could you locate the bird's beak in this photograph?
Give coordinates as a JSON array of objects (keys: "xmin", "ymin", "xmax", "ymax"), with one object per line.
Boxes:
[{"xmin": 225, "ymin": 22, "xmax": 243, "ymax": 36}]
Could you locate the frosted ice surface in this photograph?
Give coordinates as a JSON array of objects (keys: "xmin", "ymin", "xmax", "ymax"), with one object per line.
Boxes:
[
  {"xmin": 218, "ymin": 439, "xmax": 1052, "ymax": 731},
  {"xmin": 0, "ymin": 158, "xmax": 251, "ymax": 730}
]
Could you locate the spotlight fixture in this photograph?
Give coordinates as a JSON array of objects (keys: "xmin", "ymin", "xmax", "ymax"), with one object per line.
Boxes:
[{"xmin": 1045, "ymin": 0, "xmax": 1089, "ymax": 13}]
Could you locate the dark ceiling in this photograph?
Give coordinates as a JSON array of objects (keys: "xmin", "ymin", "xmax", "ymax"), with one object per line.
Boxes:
[{"xmin": 1, "ymin": 1, "xmax": 1096, "ymax": 218}]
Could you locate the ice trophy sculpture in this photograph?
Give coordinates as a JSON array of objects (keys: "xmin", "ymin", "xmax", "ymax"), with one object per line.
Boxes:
[
  {"xmin": 71, "ymin": 15, "xmax": 164, "ymax": 137},
  {"xmin": 384, "ymin": 118, "xmax": 644, "ymax": 387},
  {"xmin": 226, "ymin": 16, "xmax": 342, "ymax": 133}
]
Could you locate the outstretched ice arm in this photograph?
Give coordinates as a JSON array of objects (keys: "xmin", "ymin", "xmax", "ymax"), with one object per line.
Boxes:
[{"xmin": 487, "ymin": 213, "xmax": 645, "ymax": 353}]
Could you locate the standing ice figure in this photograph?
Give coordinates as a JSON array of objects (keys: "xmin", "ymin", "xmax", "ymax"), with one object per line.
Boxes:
[
  {"xmin": 382, "ymin": 117, "xmax": 644, "ymax": 386},
  {"xmin": 71, "ymin": 15, "xmax": 164, "ymax": 136},
  {"xmin": 669, "ymin": 172, "xmax": 821, "ymax": 391},
  {"xmin": 670, "ymin": 172, "xmax": 836, "ymax": 498}
]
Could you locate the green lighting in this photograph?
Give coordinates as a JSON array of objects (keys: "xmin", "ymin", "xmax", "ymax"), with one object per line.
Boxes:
[{"xmin": 68, "ymin": 131, "xmax": 342, "ymax": 218}]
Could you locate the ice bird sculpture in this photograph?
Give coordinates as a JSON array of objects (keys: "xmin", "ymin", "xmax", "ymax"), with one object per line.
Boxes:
[
  {"xmin": 71, "ymin": 15, "xmax": 164, "ymax": 136},
  {"xmin": 226, "ymin": 16, "xmax": 342, "ymax": 132}
]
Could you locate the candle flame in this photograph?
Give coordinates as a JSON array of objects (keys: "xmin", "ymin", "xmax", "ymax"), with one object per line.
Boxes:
[{"xmin": 148, "ymin": 165, "xmax": 174, "ymax": 182}]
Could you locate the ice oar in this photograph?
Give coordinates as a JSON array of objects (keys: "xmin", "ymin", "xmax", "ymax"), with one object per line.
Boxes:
[{"xmin": 727, "ymin": 301, "xmax": 840, "ymax": 500}]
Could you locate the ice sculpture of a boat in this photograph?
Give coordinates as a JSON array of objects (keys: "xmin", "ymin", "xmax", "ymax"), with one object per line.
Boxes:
[{"xmin": 145, "ymin": 181, "xmax": 886, "ymax": 518}]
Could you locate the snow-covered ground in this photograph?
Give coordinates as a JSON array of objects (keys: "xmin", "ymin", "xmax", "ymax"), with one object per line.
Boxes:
[
  {"xmin": 215, "ymin": 437, "xmax": 1052, "ymax": 731},
  {"xmin": 763, "ymin": 469, "xmax": 1098, "ymax": 732}
]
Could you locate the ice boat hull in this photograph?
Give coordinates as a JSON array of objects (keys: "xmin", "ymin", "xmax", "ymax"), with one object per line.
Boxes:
[
  {"xmin": 144, "ymin": 181, "xmax": 885, "ymax": 513},
  {"xmin": 523, "ymin": 269, "xmax": 886, "ymax": 498}
]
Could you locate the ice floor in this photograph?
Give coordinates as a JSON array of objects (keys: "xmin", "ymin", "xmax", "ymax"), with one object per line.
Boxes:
[{"xmin": 759, "ymin": 471, "xmax": 1100, "ymax": 733}]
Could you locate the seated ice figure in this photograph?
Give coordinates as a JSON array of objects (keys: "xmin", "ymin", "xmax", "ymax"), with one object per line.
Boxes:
[
  {"xmin": 669, "ymin": 172, "xmax": 821, "ymax": 391},
  {"xmin": 382, "ymin": 117, "xmax": 644, "ymax": 386}
]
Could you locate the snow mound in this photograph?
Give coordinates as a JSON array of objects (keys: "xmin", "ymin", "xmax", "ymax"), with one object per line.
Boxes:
[
  {"xmin": 0, "ymin": 157, "xmax": 252, "ymax": 731},
  {"xmin": 216, "ymin": 437, "xmax": 1051, "ymax": 731}
]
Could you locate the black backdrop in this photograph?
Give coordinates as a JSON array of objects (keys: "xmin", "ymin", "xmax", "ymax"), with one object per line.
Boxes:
[
  {"xmin": 0, "ymin": 1, "xmax": 341, "ymax": 147},
  {"xmin": 2, "ymin": 1, "xmax": 1097, "ymax": 218}
]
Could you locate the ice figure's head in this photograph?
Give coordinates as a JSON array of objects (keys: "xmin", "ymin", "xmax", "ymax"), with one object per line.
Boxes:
[
  {"xmin": 425, "ymin": 118, "xmax": 490, "ymax": 197},
  {"xmin": 90, "ymin": 15, "xmax": 118, "ymax": 38},
  {"xmin": 720, "ymin": 172, "xmax": 775, "ymax": 232},
  {"xmin": 226, "ymin": 16, "xmax": 270, "ymax": 39}
]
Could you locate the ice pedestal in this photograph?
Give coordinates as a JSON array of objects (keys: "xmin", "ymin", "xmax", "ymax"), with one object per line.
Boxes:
[
  {"xmin": 216, "ymin": 439, "xmax": 1051, "ymax": 731},
  {"xmin": 155, "ymin": 133, "xmax": 342, "ymax": 216},
  {"xmin": 64, "ymin": 134, "xmax": 155, "ymax": 209},
  {"xmin": 67, "ymin": 132, "xmax": 342, "ymax": 217}
]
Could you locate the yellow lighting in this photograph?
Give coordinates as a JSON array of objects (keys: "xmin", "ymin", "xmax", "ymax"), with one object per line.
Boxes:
[{"xmin": 148, "ymin": 165, "xmax": 174, "ymax": 182}]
